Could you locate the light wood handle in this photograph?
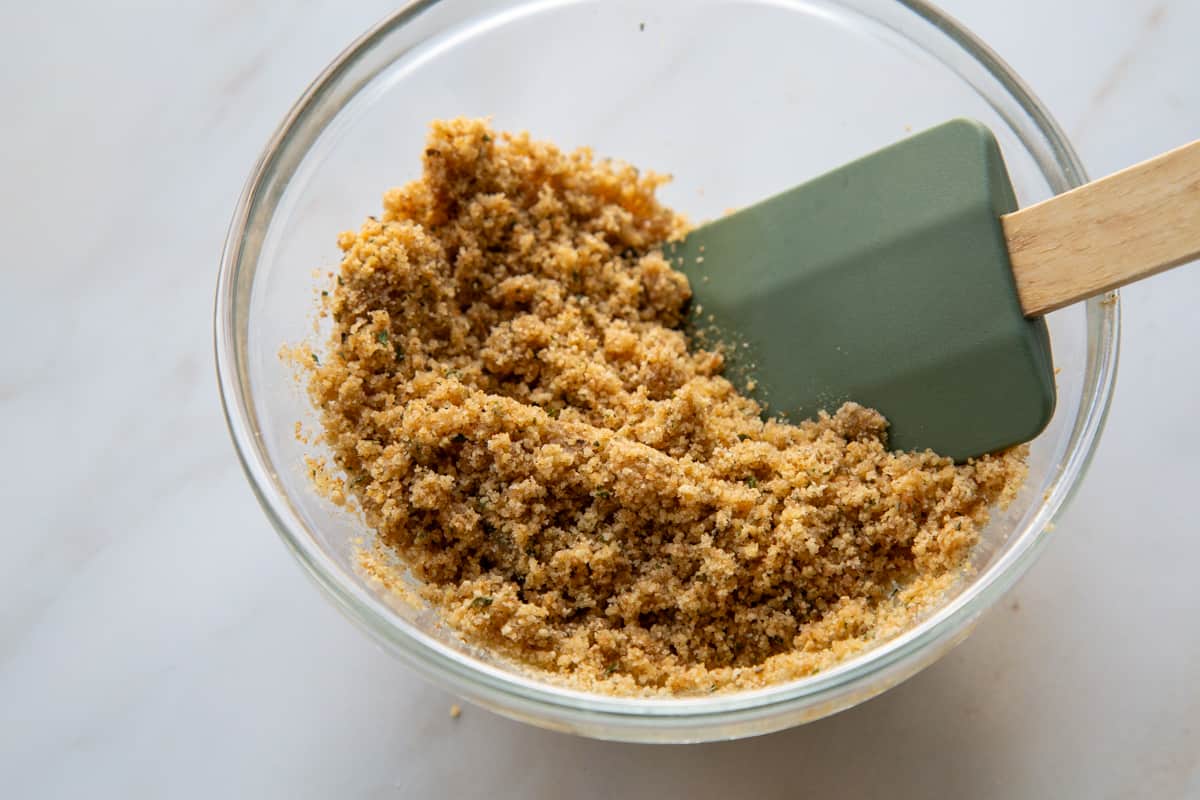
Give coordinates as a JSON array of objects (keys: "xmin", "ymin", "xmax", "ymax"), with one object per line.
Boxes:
[{"xmin": 1001, "ymin": 139, "xmax": 1200, "ymax": 317}]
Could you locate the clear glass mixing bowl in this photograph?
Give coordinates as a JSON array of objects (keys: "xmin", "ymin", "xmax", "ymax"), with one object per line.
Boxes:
[{"xmin": 214, "ymin": 0, "xmax": 1118, "ymax": 742}]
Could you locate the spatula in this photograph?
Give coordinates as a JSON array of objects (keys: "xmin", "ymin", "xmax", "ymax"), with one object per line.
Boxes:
[{"xmin": 667, "ymin": 120, "xmax": 1200, "ymax": 460}]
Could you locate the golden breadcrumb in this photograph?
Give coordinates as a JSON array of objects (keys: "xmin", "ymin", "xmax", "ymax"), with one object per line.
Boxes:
[{"xmin": 298, "ymin": 118, "xmax": 1027, "ymax": 695}]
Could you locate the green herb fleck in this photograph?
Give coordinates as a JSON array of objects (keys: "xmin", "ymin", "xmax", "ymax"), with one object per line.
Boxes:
[
  {"xmin": 394, "ymin": 346, "xmax": 404, "ymax": 362},
  {"xmin": 594, "ymin": 489, "xmax": 611, "ymax": 499},
  {"xmin": 745, "ymin": 477, "xmax": 758, "ymax": 489},
  {"xmin": 377, "ymin": 330, "xmax": 390, "ymax": 345},
  {"xmin": 321, "ymin": 290, "xmax": 328, "ymax": 297},
  {"xmin": 546, "ymin": 407, "xmax": 560, "ymax": 419},
  {"xmin": 738, "ymin": 434, "xmax": 750, "ymax": 441},
  {"xmin": 311, "ymin": 353, "xmax": 320, "ymax": 364},
  {"xmin": 471, "ymin": 596, "xmax": 494, "ymax": 609},
  {"xmin": 337, "ymin": 276, "xmax": 344, "ymax": 286},
  {"xmin": 604, "ymin": 662, "xmax": 619, "ymax": 676}
]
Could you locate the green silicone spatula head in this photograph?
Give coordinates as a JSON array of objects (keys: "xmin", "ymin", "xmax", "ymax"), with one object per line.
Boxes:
[
  {"xmin": 667, "ymin": 119, "xmax": 1200, "ymax": 460},
  {"xmin": 668, "ymin": 119, "xmax": 1050, "ymax": 460}
]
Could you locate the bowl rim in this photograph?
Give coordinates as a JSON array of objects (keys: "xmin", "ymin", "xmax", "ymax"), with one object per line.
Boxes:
[{"xmin": 214, "ymin": 0, "xmax": 1120, "ymax": 733}]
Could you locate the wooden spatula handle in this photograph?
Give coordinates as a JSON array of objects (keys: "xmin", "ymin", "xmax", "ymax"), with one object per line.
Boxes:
[{"xmin": 1001, "ymin": 139, "xmax": 1200, "ymax": 317}]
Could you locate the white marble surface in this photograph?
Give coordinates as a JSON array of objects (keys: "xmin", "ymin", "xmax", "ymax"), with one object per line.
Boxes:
[{"xmin": 3, "ymin": 0, "xmax": 1199, "ymax": 796}]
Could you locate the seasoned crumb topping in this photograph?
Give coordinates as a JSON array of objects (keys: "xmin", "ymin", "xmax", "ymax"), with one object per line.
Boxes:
[{"xmin": 299, "ymin": 118, "xmax": 1027, "ymax": 694}]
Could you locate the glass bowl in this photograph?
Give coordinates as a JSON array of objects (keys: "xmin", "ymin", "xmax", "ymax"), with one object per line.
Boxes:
[{"xmin": 214, "ymin": 0, "xmax": 1118, "ymax": 742}]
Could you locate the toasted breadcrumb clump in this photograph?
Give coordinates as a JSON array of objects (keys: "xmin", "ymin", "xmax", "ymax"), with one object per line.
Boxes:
[{"xmin": 302, "ymin": 118, "xmax": 1027, "ymax": 695}]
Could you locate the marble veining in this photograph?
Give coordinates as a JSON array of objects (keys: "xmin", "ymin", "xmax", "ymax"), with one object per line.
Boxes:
[{"xmin": 1, "ymin": 0, "xmax": 1197, "ymax": 797}]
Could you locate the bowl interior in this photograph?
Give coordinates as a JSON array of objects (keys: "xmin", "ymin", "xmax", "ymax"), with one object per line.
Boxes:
[{"xmin": 222, "ymin": 0, "xmax": 1112, "ymax": 735}]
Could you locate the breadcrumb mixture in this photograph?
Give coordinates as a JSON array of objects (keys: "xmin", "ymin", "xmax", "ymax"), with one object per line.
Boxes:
[{"xmin": 301, "ymin": 118, "xmax": 1027, "ymax": 694}]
